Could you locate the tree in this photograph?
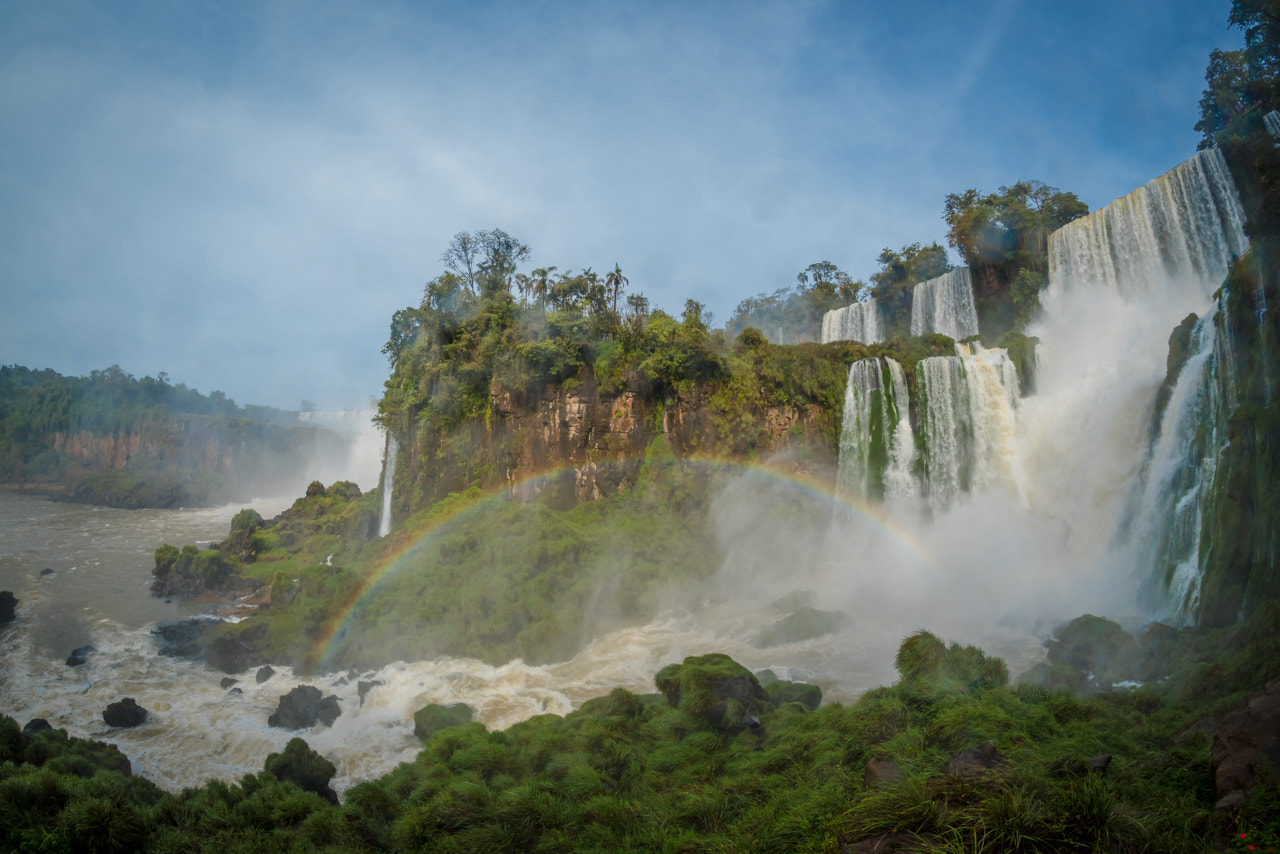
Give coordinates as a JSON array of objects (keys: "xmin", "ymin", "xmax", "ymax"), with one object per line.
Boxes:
[
  {"xmin": 1193, "ymin": 2, "xmax": 1280, "ymax": 146},
  {"xmin": 870, "ymin": 242, "xmax": 951, "ymax": 325},
  {"xmin": 605, "ymin": 264, "xmax": 629, "ymax": 314}
]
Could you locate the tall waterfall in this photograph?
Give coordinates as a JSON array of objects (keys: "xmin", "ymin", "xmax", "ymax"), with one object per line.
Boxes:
[
  {"xmin": 911, "ymin": 267, "xmax": 980, "ymax": 340},
  {"xmin": 378, "ymin": 434, "xmax": 398, "ymax": 538},
  {"xmin": 822, "ymin": 300, "xmax": 885, "ymax": 344},
  {"xmin": 836, "ymin": 357, "xmax": 915, "ymax": 504},
  {"xmin": 916, "ymin": 344, "xmax": 1020, "ymax": 512}
]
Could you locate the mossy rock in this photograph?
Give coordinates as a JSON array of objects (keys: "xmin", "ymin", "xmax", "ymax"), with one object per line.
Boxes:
[
  {"xmin": 753, "ymin": 607, "xmax": 848, "ymax": 648},
  {"xmin": 1046, "ymin": 615, "xmax": 1137, "ymax": 683},
  {"xmin": 413, "ymin": 703, "xmax": 475, "ymax": 741},
  {"xmin": 763, "ymin": 679, "xmax": 822, "ymax": 711},
  {"xmin": 654, "ymin": 653, "xmax": 769, "ymax": 733}
]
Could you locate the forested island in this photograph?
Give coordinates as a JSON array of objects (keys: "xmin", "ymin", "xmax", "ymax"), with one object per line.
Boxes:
[
  {"xmin": 3, "ymin": 3, "xmax": 1280, "ymax": 852},
  {"xmin": 0, "ymin": 365, "xmax": 349, "ymax": 509}
]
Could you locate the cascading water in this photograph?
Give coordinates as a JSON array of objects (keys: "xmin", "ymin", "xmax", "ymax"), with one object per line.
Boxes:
[
  {"xmin": 378, "ymin": 435, "xmax": 398, "ymax": 538},
  {"xmin": 835, "ymin": 357, "xmax": 915, "ymax": 505},
  {"xmin": 822, "ymin": 300, "xmax": 885, "ymax": 344},
  {"xmin": 911, "ymin": 267, "xmax": 980, "ymax": 341}
]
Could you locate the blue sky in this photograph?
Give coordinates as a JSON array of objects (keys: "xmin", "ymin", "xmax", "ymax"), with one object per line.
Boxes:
[{"xmin": 0, "ymin": 0, "xmax": 1240, "ymax": 410}]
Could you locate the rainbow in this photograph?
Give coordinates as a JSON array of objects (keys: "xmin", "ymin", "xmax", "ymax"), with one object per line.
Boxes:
[{"xmin": 306, "ymin": 455, "xmax": 935, "ymax": 671}]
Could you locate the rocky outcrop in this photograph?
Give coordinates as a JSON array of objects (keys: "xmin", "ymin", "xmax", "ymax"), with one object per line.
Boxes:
[
  {"xmin": 1212, "ymin": 677, "xmax": 1280, "ymax": 810},
  {"xmin": 0, "ymin": 591, "xmax": 16, "ymax": 624},
  {"xmin": 655, "ymin": 653, "xmax": 771, "ymax": 734},
  {"xmin": 65, "ymin": 645, "xmax": 95, "ymax": 667},
  {"xmin": 102, "ymin": 698, "xmax": 148, "ymax": 728},
  {"xmin": 413, "ymin": 703, "xmax": 475, "ymax": 741},
  {"xmin": 268, "ymin": 686, "xmax": 341, "ymax": 730}
]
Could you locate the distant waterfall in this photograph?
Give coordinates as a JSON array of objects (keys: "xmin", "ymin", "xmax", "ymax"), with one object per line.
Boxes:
[
  {"xmin": 822, "ymin": 301, "xmax": 885, "ymax": 344},
  {"xmin": 911, "ymin": 267, "xmax": 980, "ymax": 340},
  {"xmin": 916, "ymin": 344, "xmax": 1020, "ymax": 511},
  {"xmin": 378, "ymin": 435, "xmax": 398, "ymax": 538},
  {"xmin": 1048, "ymin": 147, "xmax": 1246, "ymax": 298},
  {"xmin": 836, "ymin": 357, "xmax": 915, "ymax": 504}
]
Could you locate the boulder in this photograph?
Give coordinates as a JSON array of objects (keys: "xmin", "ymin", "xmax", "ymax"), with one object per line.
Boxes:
[
  {"xmin": 23, "ymin": 719, "xmax": 52, "ymax": 736},
  {"xmin": 1045, "ymin": 614, "xmax": 1136, "ymax": 683},
  {"xmin": 39, "ymin": 568, "xmax": 55, "ymax": 577},
  {"xmin": 65, "ymin": 645, "xmax": 95, "ymax": 667},
  {"xmin": 358, "ymin": 680, "xmax": 384, "ymax": 705},
  {"xmin": 655, "ymin": 653, "xmax": 770, "ymax": 733},
  {"xmin": 255, "ymin": 666, "xmax": 275, "ymax": 684},
  {"xmin": 864, "ymin": 758, "xmax": 905, "ymax": 789},
  {"xmin": 220, "ymin": 677, "xmax": 238, "ymax": 689},
  {"xmin": 264, "ymin": 737, "xmax": 339, "ymax": 805},
  {"xmin": 413, "ymin": 703, "xmax": 475, "ymax": 741},
  {"xmin": 103, "ymin": 698, "xmax": 148, "ymax": 728},
  {"xmin": 0, "ymin": 591, "xmax": 17, "ymax": 624},
  {"xmin": 152, "ymin": 618, "xmax": 219, "ymax": 659},
  {"xmin": 941, "ymin": 742, "xmax": 1005, "ymax": 778},
  {"xmin": 764, "ymin": 679, "xmax": 823, "ymax": 711},
  {"xmin": 268, "ymin": 685, "xmax": 341, "ymax": 730},
  {"xmin": 754, "ymin": 607, "xmax": 848, "ymax": 648},
  {"xmin": 1212, "ymin": 677, "xmax": 1280, "ymax": 810},
  {"xmin": 205, "ymin": 634, "xmax": 256, "ymax": 674}
]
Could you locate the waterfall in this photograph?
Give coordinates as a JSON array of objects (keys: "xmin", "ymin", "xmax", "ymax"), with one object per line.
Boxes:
[
  {"xmin": 822, "ymin": 300, "xmax": 885, "ymax": 344},
  {"xmin": 836, "ymin": 357, "xmax": 915, "ymax": 504},
  {"xmin": 915, "ymin": 344, "xmax": 1020, "ymax": 512},
  {"xmin": 1048, "ymin": 148, "xmax": 1246, "ymax": 298},
  {"xmin": 378, "ymin": 434, "xmax": 398, "ymax": 538},
  {"xmin": 911, "ymin": 267, "xmax": 980, "ymax": 340}
]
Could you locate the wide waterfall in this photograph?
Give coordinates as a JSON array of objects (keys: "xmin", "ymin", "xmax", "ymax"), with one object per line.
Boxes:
[
  {"xmin": 911, "ymin": 267, "xmax": 980, "ymax": 341},
  {"xmin": 822, "ymin": 300, "xmax": 885, "ymax": 344},
  {"xmin": 378, "ymin": 434, "xmax": 398, "ymax": 538},
  {"xmin": 836, "ymin": 357, "xmax": 915, "ymax": 504}
]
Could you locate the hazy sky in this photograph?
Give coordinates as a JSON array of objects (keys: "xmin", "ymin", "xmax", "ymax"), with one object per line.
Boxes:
[{"xmin": 0, "ymin": 0, "xmax": 1240, "ymax": 410}]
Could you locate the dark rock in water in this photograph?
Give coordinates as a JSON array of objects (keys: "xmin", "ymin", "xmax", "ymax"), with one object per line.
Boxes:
[
  {"xmin": 770, "ymin": 589, "xmax": 819, "ymax": 611},
  {"xmin": 220, "ymin": 677, "xmax": 238, "ymax": 689},
  {"xmin": 941, "ymin": 742, "xmax": 1005, "ymax": 778},
  {"xmin": 268, "ymin": 685, "xmax": 341, "ymax": 730},
  {"xmin": 103, "ymin": 698, "xmax": 148, "ymax": 728},
  {"xmin": 335, "ymin": 676, "xmax": 348, "ymax": 687},
  {"xmin": 413, "ymin": 703, "xmax": 475, "ymax": 741},
  {"xmin": 256, "ymin": 666, "xmax": 275, "ymax": 683},
  {"xmin": 66, "ymin": 645, "xmax": 95, "ymax": 667},
  {"xmin": 1046, "ymin": 614, "xmax": 1136, "ymax": 684},
  {"xmin": 206, "ymin": 634, "xmax": 256, "ymax": 674},
  {"xmin": 656, "ymin": 653, "xmax": 771, "ymax": 734},
  {"xmin": 753, "ymin": 668, "xmax": 779, "ymax": 686},
  {"xmin": 153, "ymin": 618, "xmax": 220, "ymax": 660},
  {"xmin": 358, "ymin": 680, "xmax": 384, "ymax": 705},
  {"xmin": 864, "ymin": 758, "xmax": 905, "ymax": 789},
  {"xmin": 23, "ymin": 719, "xmax": 52, "ymax": 735},
  {"xmin": 764, "ymin": 679, "xmax": 822, "ymax": 711},
  {"xmin": 753, "ymin": 607, "xmax": 848, "ymax": 648},
  {"xmin": 228, "ymin": 687, "xmax": 242, "ymax": 695},
  {"xmin": 0, "ymin": 591, "xmax": 16, "ymax": 624},
  {"xmin": 40, "ymin": 568, "xmax": 55, "ymax": 577},
  {"xmin": 1212, "ymin": 676, "xmax": 1280, "ymax": 810}
]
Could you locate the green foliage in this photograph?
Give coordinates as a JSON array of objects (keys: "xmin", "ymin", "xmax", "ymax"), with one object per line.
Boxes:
[
  {"xmin": 263, "ymin": 738, "xmax": 337, "ymax": 802},
  {"xmin": 870, "ymin": 242, "xmax": 952, "ymax": 335},
  {"xmin": 725, "ymin": 261, "xmax": 864, "ymax": 344},
  {"xmin": 894, "ymin": 630, "xmax": 1009, "ymax": 697},
  {"xmin": 943, "ymin": 181, "xmax": 1088, "ymax": 336},
  {"xmin": 414, "ymin": 704, "xmax": 476, "ymax": 742},
  {"xmin": 753, "ymin": 607, "xmax": 849, "ymax": 648},
  {"xmin": 230, "ymin": 508, "xmax": 264, "ymax": 533}
]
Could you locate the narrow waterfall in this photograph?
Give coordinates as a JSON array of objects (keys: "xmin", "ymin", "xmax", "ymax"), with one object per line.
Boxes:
[
  {"xmin": 378, "ymin": 434, "xmax": 398, "ymax": 538},
  {"xmin": 822, "ymin": 300, "xmax": 885, "ymax": 344},
  {"xmin": 915, "ymin": 344, "xmax": 1020, "ymax": 512},
  {"xmin": 836, "ymin": 357, "xmax": 915, "ymax": 504},
  {"xmin": 1048, "ymin": 147, "xmax": 1247, "ymax": 297},
  {"xmin": 911, "ymin": 267, "xmax": 980, "ymax": 340}
]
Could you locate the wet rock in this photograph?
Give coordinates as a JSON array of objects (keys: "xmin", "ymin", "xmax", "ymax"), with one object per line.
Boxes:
[
  {"xmin": 413, "ymin": 703, "xmax": 475, "ymax": 741},
  {"xmin": 220, "ymin": 677, "xmax": 238, "ymax": 689},
  {"xmin": 153, "ymin": 618, "xmax": 219, "ymax": 659},
  {"xmin": 864, "ymin": 758, "xmax": 905, "ymax": 789},
  {"xmin": 358, "ymin": 680, "xmax": 384, "ymax": 705},
  {"xmin": 753, "ymin": 607, "xmax": 848, "ymax": 648},
  {"xmin": 103, "ymin": 698, "xmax": 148, "ymax": 728},
  {"xmin": 268, "ymin": 685, "xmax": 341, "ymax": 730},
  {"xmin": 1212, "ymin": 677, "xmax": 1280, "ymax": 810},
  {"xmin": 40, "ymin": 568, "xmax": 55, "ymax": 577},
  {"xmin": 205, "ymin": 634, "xmax": 257, "ymax": 674},
  {"xmin": 65, "ymin": 645, "xmax": 95, "ymax": 667},
  {"xmin": 941, "ymin": 742, "xmax": 1005, "ymax": 778},
  {"xmin": 754, "ymin": 668, "xmax": 779, "ymax": 686},
  {"xmin": 23, "ymin": 719, "xmax": 52, "ymax": 735},
  {"xmin": 228, "ymin": 687, "xmax": 242, "ymax": 695},
  {"xmin": 1046, "ymin": 614, "xmax": 1136, "ymax": 684},
  {"xmin": 255, "ymin": 666, "xmax": 275, "ymax": 684},
  {"xmin": 0, "ymin": 591, "xmax": 16, "ymax": 624}
]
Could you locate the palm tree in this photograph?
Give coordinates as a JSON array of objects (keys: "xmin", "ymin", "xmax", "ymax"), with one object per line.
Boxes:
[
  {"xmin": 530, "ymin": 266, "xmax": 557, "ymax": 306},
  {"xmin": 605, "ymin": 264, "xmax": 629, "ymax": 314}
]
